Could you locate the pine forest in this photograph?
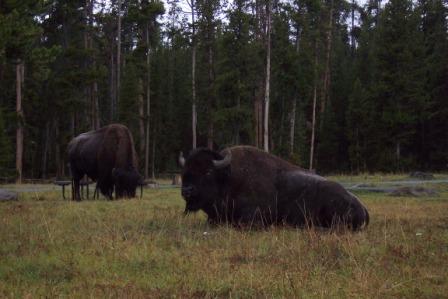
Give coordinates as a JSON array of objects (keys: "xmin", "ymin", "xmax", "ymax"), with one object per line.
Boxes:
[{"xmin": 0, "ymin": 0, "xmax": 447, "ymax": 181}]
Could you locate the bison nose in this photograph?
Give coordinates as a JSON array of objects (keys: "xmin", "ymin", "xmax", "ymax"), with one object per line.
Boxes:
[{"xmin": 181, "ymin": 186, "xmax": 195, "ymax": 198}]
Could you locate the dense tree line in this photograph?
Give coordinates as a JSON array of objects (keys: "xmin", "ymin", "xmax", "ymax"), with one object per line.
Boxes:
[{"xmin": 0, "ymin": 0, "xmax": 446, "ymax": 181}]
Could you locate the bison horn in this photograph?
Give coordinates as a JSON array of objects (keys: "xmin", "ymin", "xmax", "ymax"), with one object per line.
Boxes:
[
  {"xmin": 178, "ymin": 152, "xmax": 186, "ymax": 167},
  {"xmin": 213, "ymin": 151, "xmax": 232, "ymax": 169}
]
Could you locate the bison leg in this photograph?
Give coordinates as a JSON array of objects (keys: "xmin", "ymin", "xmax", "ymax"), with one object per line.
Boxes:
[
  {"xmin": 97, "ymin": 178, "xmax": 114, "ymax": 200},
  {"xmin": 93, "ymin": 184, "xmax": 100, "ymax": 199},
  {"xmin": 70, "ymin": 165, "xmax": 83, "ymax": 201},
  {"xmin": 72, "ymin": 177, "xmax": 81, "ymax": 201}
]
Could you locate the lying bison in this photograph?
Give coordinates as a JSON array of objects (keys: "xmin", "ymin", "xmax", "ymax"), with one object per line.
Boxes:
[
  {"xmin": 68, "ymin": 124, "xmax": 142, "ymax": 200},
  {"xmin": 179, "ymin": 146, "xmax": 369, "ymax": 230}
]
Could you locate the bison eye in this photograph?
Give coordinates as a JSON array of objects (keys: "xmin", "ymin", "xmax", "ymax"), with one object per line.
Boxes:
[{"xmin": 205, "ymin": 170, "xmax": 213, "ymax": 176}]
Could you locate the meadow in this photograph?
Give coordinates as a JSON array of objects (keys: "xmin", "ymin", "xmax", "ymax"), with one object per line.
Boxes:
[{"xmin": 1, "ymin": 175, "xmax": 447, "ymax": 298}]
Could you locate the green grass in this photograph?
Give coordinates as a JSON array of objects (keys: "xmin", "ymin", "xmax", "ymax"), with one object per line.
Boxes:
[{"xmin": 1, "ymin": 176, "xmax": 448, "ymax": 298}]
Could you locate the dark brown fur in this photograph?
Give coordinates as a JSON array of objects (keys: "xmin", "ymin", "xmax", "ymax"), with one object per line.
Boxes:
[
  {"xmin": 68, "ymin": 124, "xmax": 141, "ymax": 200},
  {"xmin": 181, "ymin": 146, "xmax": 369, "ymax": 230}
]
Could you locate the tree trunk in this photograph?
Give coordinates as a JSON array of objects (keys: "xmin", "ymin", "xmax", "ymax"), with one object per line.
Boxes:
[
  {"xmin": 144, "ymin": 22, "xmax": 151, "ymax": 179},
  {"xmin": 151, "ymin": 126, "xmax": 156, "ymax": 180},
  {"xmin": 192, "ymin": 100, "xmax": 197, "ymax": 149},
  {"xmin": 42, "ymin": 121, "xmax": 50, "ymax": 179},
  {"xmin": 356, "ymin": 127, "xmax": 360, "ymax": 173},
  {"xmin": 84, "ymin": 0, "xmax": 91, "ymax": 130},
  {"xmin": 0, "ymin": 64, "xmax": 3, "ymax": 105},
  {"xmin": 254, "ymin": 100, "xmax": 259, "ymax": 147},
  {"xmin": 278, "ymin": 96, "xmax": 285, "ymax": 149},
  {"xmin": 263, "ymin": 0, "xmax": 272, "ymax": 152},
  {"xmin": 289, "ymin": 100, "xmax": 297, "ymax": 156},
  {"xmin": 189, "ymin": 0, "xmax": 197, "ymax": 149},
  {"xmin": 116, "ymin": 0, "xmax": 122, "ymax": 118},
  {"xmin": 351, "ymin": 0, "xmax": 355, "ymax": 55},
  {"xmin": 254, "ymin": 95, "xmax": 263, "ymax": 148},
  {"xmin": 206, "ymin": 31, "xmax": 215, "ymax": 150},
  {"xmin": 309, "ymin": 41, "xmax": 319, "ymax": 171},
  {"xmin": 138, "ymin": 78, "xmax": 145, "ymax": 157},
  {"xmin": 310, "ymin": 84, "xmax": 317, "ymax": 171},
  {"xmin": 54, "ymin": 118, "xmax": 62, "ymax": 178},
  {"xmin": 320, "ymin": 0, "xmax": 334, "ymax": 118},
  {"xmin": 70, "ymin": 112, "xmax": 75, "ymax": 138},
  {"xmin": 93, "ymin": 79, "xmax": 99, "ymax": 129},
  {"xmin": 15, "ymin": 61, "xmax": 24, "ymax": 184},
  {"xmin": 235, "ymin": 78, "xmax": 241, "ymax": 144},
  {"xmin": 91, "ymin": 42, "xmax": 100, "ymax": 129},
  {"xmin": 110, "ymin": 52, "xmax": 115, "ymax": 121},
  {"xmin": 254, "ymin": 0, "xmax": 265, "ymax": 149},
  {"xmin": 290, "ymin": 21, "xmax": 301, "ymax": 157},
  {"xmin": 86, "ymin": 0, "xmax": 99, "ymax": 130},
  {"xmin": 207, "ymin": 123, "xmax": 214, "ymax": 150}
]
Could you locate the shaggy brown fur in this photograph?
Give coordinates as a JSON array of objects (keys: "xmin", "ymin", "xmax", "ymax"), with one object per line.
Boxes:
[
  {"xmin": 68, "ymin": 124, "xmax": 141, "ymax": 200},
  {"xmin": 225, "ymin": 146, "xmax": 303, "ymax": 209},
  {"xmin": 181, "ymin": 146, "xmax": 369, "ymax": 230}
]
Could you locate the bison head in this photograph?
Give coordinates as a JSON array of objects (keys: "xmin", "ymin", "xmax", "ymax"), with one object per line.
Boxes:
[
  {"xmin": 315, "ymin": 181, "xmax": 369, "ymax": 230},
  {"xmin": 112, "ymin": 167, "xmax": 142, "ymax": 198},
  {"xmin": 179, "ymin": 148, "xmax": 231, "ymax": 213}
]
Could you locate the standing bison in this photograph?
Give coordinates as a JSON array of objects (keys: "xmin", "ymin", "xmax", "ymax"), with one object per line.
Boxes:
[
  {"xmin": 179, "ymin": 146, "xmax": 369, "ymax": 230},
  {"xmin": 68, "ymin": 124, "xmax": 142, "ymax": 200}
]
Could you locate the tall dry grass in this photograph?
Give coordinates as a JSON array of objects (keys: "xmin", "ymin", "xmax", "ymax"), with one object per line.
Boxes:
[{"xmin": 0, "ymin": 182, "xmax": 447, "ymax": 298}]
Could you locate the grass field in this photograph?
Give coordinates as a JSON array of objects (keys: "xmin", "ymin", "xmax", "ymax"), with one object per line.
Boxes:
[{"xmin": 1, "ymin": 175, "xmax": 448, "ymax": 298}]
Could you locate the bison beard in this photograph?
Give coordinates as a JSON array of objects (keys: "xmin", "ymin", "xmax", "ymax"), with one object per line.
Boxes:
[
  {"xmin": 179, "ymin": 146, "xmax": 369, "ymax": 230},
  {"xmin": 68, "ymin": 124, "xmax": 142, "ymax": 200}
]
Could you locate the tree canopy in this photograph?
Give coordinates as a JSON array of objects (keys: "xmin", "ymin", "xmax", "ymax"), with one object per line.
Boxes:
[{"xmin": 0, "ymin": 0, "xmax": 447, "ymax": 180}]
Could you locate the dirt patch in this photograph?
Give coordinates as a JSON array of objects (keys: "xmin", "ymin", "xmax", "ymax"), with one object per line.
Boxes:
[
  {"xmin": 409, "ymin": 172, "xmax": 435, "ymax": 180},
  {"xmin": 389, "ymin": 186, "xmax": 439, "ymax": 197},
  {"xmin": 0, "ymin": 189, "xmax": 18, "ymax": 201}
]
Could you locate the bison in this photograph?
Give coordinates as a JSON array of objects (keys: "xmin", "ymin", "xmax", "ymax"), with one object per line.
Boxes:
[
  {"xmin": 179, "ymin": 146, "xmax": 369, "ymax": 230},
  {"xmin": 68, "ymin": 124, "xmax": 142, "ymax": 200}
]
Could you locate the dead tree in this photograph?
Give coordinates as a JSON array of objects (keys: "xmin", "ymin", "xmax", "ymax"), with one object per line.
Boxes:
[
  {"xmin": 263, "ymin": 0, "xmax": 272, "ymax": 152},
  {"xmin": 15, "ymin": 60, "xmax": 24, "ymax": 183}
]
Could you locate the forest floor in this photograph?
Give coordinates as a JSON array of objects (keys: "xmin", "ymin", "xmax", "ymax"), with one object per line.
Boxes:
[{"xmin": 1, "ymin": 174, "xmax": 448, "ymax": 298}]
